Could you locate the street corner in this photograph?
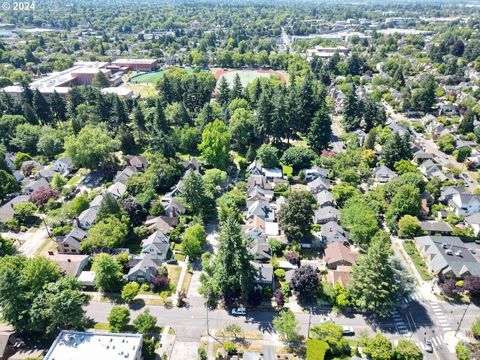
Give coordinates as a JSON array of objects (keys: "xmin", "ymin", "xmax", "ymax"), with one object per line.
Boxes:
[{"xmin": 444, "ymin": 331, "xmax": 465, "ymax": 353}]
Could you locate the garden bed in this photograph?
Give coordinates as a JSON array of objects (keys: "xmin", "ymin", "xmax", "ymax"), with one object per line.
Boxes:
[{"xmin": 402, "ymin": 241, "xmax": 433, "ymax": 281}]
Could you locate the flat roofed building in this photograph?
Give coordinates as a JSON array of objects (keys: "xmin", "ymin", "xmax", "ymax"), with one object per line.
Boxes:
[
  {"xmin": 101, "ymin": 86, "xmax": 134, "ymax": 99},
  {"xmin": 44, "ymin": 330, "xmax": 143, "ymax": 360},
  {"xmin": 112, "ymin": 58, "xmax": 158, "ymax": 72}
]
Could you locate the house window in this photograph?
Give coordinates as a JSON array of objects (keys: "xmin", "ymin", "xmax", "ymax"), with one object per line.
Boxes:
[
  {"xmin": 71, "ymin": 249, "xmax": 77, "ymax": 253},
  {"xmin": 64, "ymin": 244, "xmax": 69, "ymax": 247}
]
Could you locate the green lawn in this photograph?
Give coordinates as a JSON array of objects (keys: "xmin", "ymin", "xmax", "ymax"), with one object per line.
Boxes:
[
  {"xmin": 217, "ymin": 70, "xmax": 275, "ymax": 89},
  {"xmin": 402, "ymin": 241, "xmax": 433, "ymax": 281}
]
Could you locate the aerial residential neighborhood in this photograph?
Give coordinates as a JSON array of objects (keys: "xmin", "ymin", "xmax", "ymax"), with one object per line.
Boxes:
[{"xmin": 2, "ymin": 0, "xmax": 480, "ymax": 360}]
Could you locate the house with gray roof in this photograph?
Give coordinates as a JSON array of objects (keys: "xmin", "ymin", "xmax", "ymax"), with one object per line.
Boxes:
[
  {"xmin": 314, "ymin": 206, "xmax": 340, "ymax": 224},
  {"xmin": 140, "ymin": 230, "xmax": 170, "ymax": 262},
  {"xmin": 252, "ymin": 263, "xmax": 274, "ymax": 288},
  {"xmin": 128, "ymin": 255, "xmax": 161, "ymax": 283},
  {"xmin": 316, "ymin": 190, "xmax": 335, "ymax": 208},
  {"xmin": 0, "ymin": 195, "xmax": 30, "ymax": 222},
  {"xmin": 303, "ymin": 166, "xmax": 329, "ymax": 182},
  {"xmin": 107, "ymin": 182, "xmax": 127, "ymax": 199},
  {"xmin": 23, "ymin": 177, "xmax": 50, "ymax": 194},
  {"xmin": 419, "ymin": 159, "xmax": 447, "ymax": 181},
  {"xmin": 35, "ymin": 166, "xmax": 59, "ymax": 181},
  {"xmin": 114, "ymin": 166, "xmax": 137, "ymax": 184},
  {"xmin": 54, "ymin": 156, "xmax": 73, "ymax": 174},
  {"xmin": 246, "ymin": 228, "xmax": 272, "ymax": 262},
  {"xmin": 248, "ymin": 185, "xmax": 274, "ymax": 202},
  {"xmin": 57, "ymin": 227, "xmax": 88, "ymax": 254},
  {"xmin": 164, "ymin": 198, "xmax": 186, "ymax": 217},
  {"xmin": 449, "ymin": 193, "xmax": 480, "ymax": 217},
  {"xmin": 246, "ymin": 175, "xmax": 272, "ymax": 191},
  {"xmin": 245, "ymin": 200, "xmax": 275, "ymax": 221},
  {"xmin": 307, "ymin": 176, "xmax": 331, "ymax": 194},
  {"xmin": 319, "ymin": 221, "xmax": 348, "ymax": 245},
  {"xmin": 415, "ymin": 236, "xmax": 480, "ymax": 279},
  {"xmin": 419, "ymin": 221, "xmax": 452, "ymax": 236},
  {"xmin": 77, "ymin": 207, "xmax": 99, "ymax": 230},
  {"xmin": 439, "ymin": 186, "xmax": 464, "ymax": 204},
  {"xmin": 183, "ymin": 157, "xmax": 201, "ymax": 172},
  {"xmin": 372, "ymin": 165, "xmax": 397, "ymax": 184},
  {"xmin": 413, "ymin": 151, "xmax": 434, "ymax": 164}
]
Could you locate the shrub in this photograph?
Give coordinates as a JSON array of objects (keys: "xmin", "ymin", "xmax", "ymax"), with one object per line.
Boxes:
[
  {"xmin": 274, "ymin": 289, "xmax": 285, "ymax": 308},
  {"xmin": 455, "ymin": 341, "xmax": 471, "ymax": 360},
  {"xmin": 274, "ymin": 269, "xmax": 286, "ymax": 281},
  {"xmin": 223, "ymin": 341, "xmax": 237, "ymax": 354},
  {"xmin": 150, "ymin": 275, "xmax": 169, "ymax": 292},
  {"xmin": 285, "ymin": 251, "xmax": 300, "ymax": 265}
]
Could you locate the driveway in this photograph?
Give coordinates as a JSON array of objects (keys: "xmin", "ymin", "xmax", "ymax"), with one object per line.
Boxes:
[{"xmin": 5, "ymin": 227, "xmax": 50, "ymax": 257}]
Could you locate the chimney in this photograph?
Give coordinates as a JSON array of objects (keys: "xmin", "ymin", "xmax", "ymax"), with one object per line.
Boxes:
[{"xmin": 67, "ymin": 258, "xmax": 71, "ymax": 262}]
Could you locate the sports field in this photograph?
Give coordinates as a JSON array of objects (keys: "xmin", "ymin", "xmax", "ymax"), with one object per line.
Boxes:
[
  {"xmin": 129, "ymin": 68, "xmax": 196, "ymax": 84},
  {"xmin": 213, "ymin": 68, "xmax": 288, "ymax": 89}
]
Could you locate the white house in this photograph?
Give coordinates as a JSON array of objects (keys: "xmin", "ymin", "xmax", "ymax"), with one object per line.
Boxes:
[
  {"xmin": 449, "ymin": 193, "xmax": 480, "ymax": 217},
  {"xmin": 53, "ymin": 156, "xmax": 73, "ymax": 175}
]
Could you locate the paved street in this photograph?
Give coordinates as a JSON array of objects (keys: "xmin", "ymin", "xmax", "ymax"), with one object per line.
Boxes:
[{"xmin": 84, "ymin": 289, "xmax": 475, "ymax": 360}]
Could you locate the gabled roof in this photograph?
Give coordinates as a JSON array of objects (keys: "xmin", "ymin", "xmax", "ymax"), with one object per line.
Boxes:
[
  {"xmin": 55, "ymin": 156, "xmax": 73, "ymax": 167},
  {"xmin": 465, "ymin": 213, "xmax": 480, "ymax": 226},
  {"xmin": 372, "ymin": 165, "xmax": 397, "ymax": 181},
  {"xmin": 314, "ymin": 206, "xmax": 340, "ymax": 221},
  {"xmin": 247, "ymin": 229, "xmax": 271, "ymax": 261},
  {"xmin": 114, "ymin": 166, "xmax": 137, "ymax": 184},
  {"xmin": 47, "ymin": 253, "xmax": 89, "ymax": 277},
  {"xmin": 0, "ymin": 195, "xmax": 30, "ymax": 222},
  {"xmin": 246, "ymin": 200, "xmax": 274, "ymax": 220},
  {"xmin": 307, "ymin": 176, "xmax": 331, "ymax": 192},
  {"xmin": 78, "ymin": 207, "xmax": 98, "ymax": 225},
  {"xmin": 316, "ymin": 190, "xmax": 335, "ymax": 206},
  {"xmin": 450, "ymin": 193, "xmax": 480, "ymax": 208},
  {"xmin": 145, "ymin": 215, "xmax": 178, "ymax": 232},
  {"xmin": 252, "ymin": 263, "xmax": 273, "ymax": 284},
  {"xmin": 128, "ymin": 254, "xmax": 160, "ymax": 277},
  {"xmin": 24, "ymin": 177, "xmax": 50, "ymax": 192},
  {"xmin": 183, "ymin": 157, "xmax": 201, "ymax": 170},
  {"xmin": 415, "ymin": 236, "xmax": 480, "ymax": 278},
  {"xmin": 107, "ymin": 182, "xmax": 127, "ymax": 198},
  {"xmin": 420, "ymin": 221, "xmax": 452, "ymax": 233},
  {"xmin": 58, "ymin": 227, "xmax": 88, "ymax": 248},
  {"xmin": 127, "ymin": 155, "xmax": 148, "ymax": 169},
  {"xmin": 143, "ymin": 230, "xmax": 169, "ymax": 246},
  {"xmin": 324, "ymin": 241, "xmax": 357, "ymax": 266}
]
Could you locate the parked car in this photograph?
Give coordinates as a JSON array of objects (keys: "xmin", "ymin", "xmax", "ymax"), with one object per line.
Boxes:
[
  {"xmin": 166, "ymin": 259, "xmax": 178, "ymax": 265},
  {"xmin": 342, "ymin": 326, "xmax": 355, "ymax": 336},
  {"xmin": 424, "ymin": 340, "xmax": 433, "ymax": 353},
  {"xmin": 319, "ymin": 316, "xmax": 333, "ymax": 323},
  {"xmin": 231, "ymin": 307, "xmax": 246, "ymax": 316}
]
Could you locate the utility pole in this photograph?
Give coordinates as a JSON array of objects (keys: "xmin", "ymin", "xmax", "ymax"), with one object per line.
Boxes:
[{"xmin": 456, "ymin": 303, "xmax": 470, "ymax": 337}]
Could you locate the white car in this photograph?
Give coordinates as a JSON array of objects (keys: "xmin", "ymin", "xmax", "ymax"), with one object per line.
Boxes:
[
  {"xmin": 319, "ymin": 316, "xmax": 333, "ymax": 323},
  {"xmin": 231, "ymin": 307, "xmax": 246, "ymax": 316},
  {"xmin": 342, "ymin": 326, "xmax": 355, "ymax": 336}
]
